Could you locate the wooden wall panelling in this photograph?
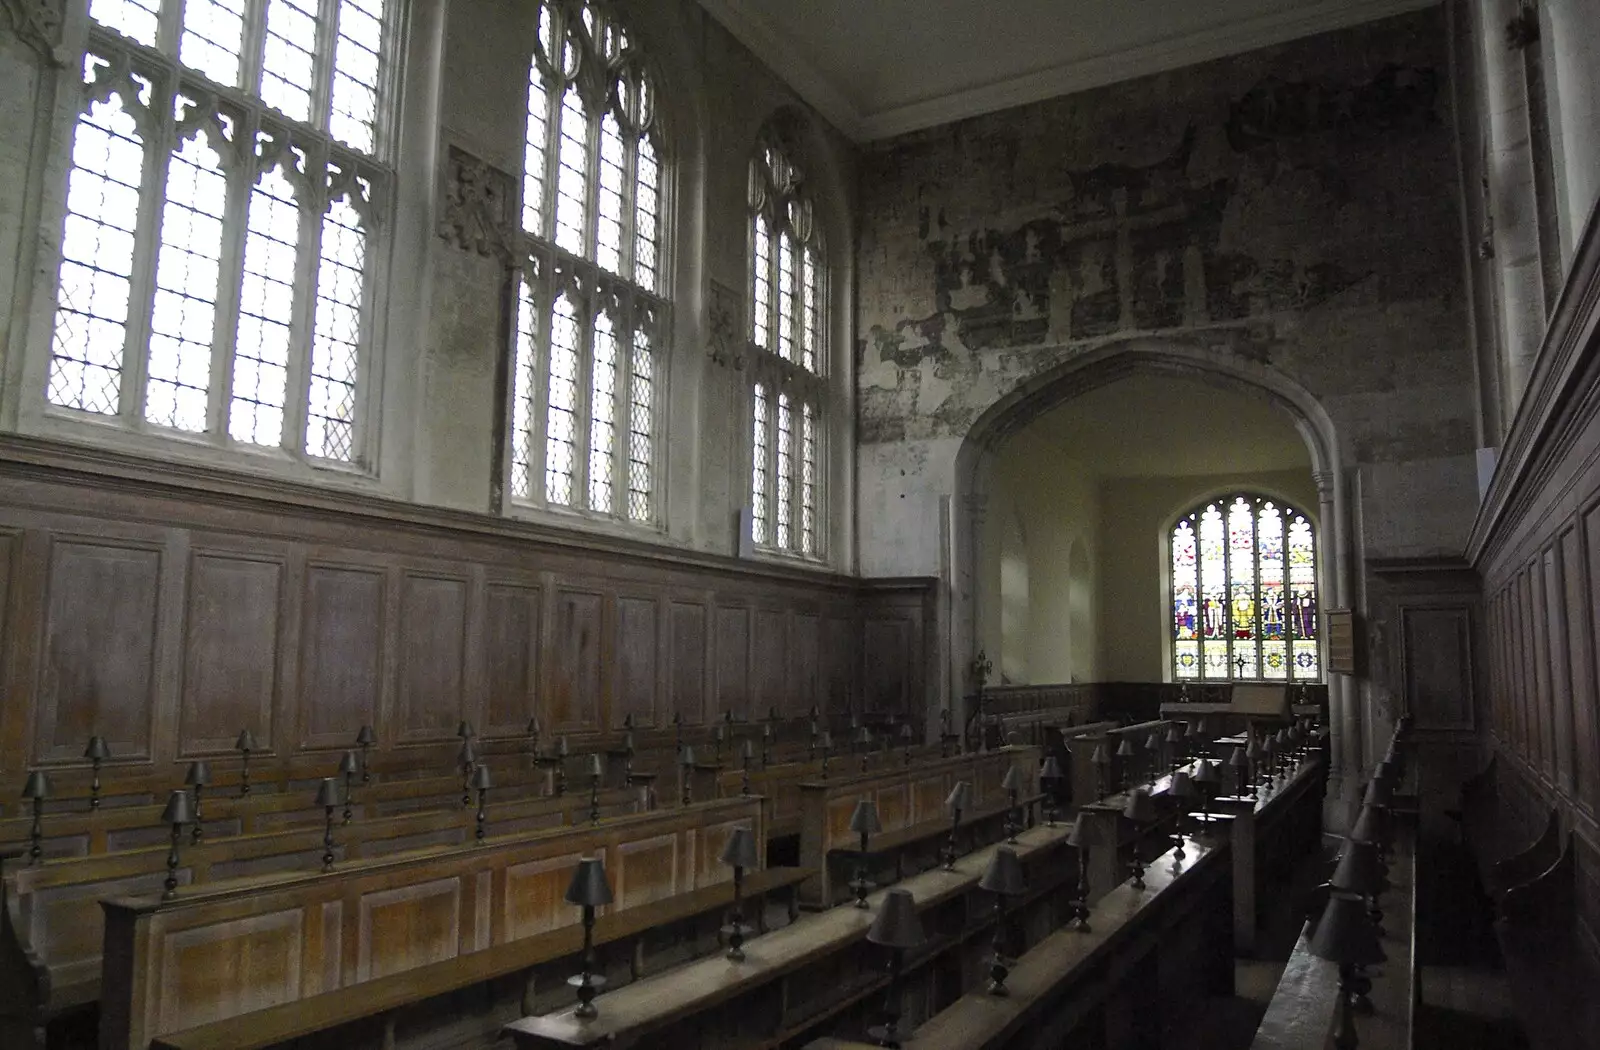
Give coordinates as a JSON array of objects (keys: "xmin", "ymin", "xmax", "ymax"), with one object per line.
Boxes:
[
  {"xmin": 1531, "ymin": 562, "xmax": 1553, "ymax": 779},
  {"xmin": 1517, "ymin": 570, "xmax": 1534, "ymax": 762},
  {"xmin": 790, "ymin": 614, "xmax": 819, "ymax": 718},
  {"xmin": 614, "ymin": 593, "xmax": 660, "ymax": 729},
  {"xmin": 395, "ymin": 572, "xmax": 471, "ymax": 743},
  {"xmin": 180, "ymin": 546, "xmax": 286, "ymax": 756},
  {"xmin": 299, "ymin": 562, "xmax": 387, "ymax": 751},
  {"xmin": 1398, "ymin": 605, "xmax": 1475, "ymax": 732},
  {"xmin": 37, "ymin": 535, "xmax": 165, "ymax": 763},
  {"xmin": 1543, "ymin": 545, "xmax": 1575, "ymax": 791},
  {"xmin": 861, "ymin": 617, "xmax": 911, "ymax": 718},
  {"xmin": 483, "ymin": 578, "xmax": 542, "ymax": 737},
  {"xmin": 1582, "ymin": 504, "xmax": 1600, "ymax": 812},
  {"xmin": 824, "ymin": 616, "xmax": 853, "ymax": 714},
  {"xmin": 715, "ymin": 605, "xmax": 750, "ymax": 722},
  {"xmin": 668, "ymin": 598, "xmax": 707, "ymax": 726},
  {"xmin": 0, "ymin": 527, "xmax": 23, "ymax": 785},
  {"xmin": 550, "ymin": 586, "xmax": 603, "ymax": 732},
  {"xmin": 752, "ymin": 607, "xmax": 786, "ymax": 720}
]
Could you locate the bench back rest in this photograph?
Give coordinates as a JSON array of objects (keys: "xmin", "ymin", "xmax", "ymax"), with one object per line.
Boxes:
[{"xmin": 98, "ymin": 795, "xmax": 763, "ymax": 1050}]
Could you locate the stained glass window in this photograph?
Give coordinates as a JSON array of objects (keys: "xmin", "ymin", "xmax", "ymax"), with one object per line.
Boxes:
[
  {"xmin": 748, "ymin": 134, "xmax": 825, "ymax": 557},
  {"xmin": 46, "ymin": 0, "xmax": 391, "ymax": 465},
  {"xmin": 510, "ymin": 0, "xmax": 665, "ymax": 526},
  {"xmin": 1171, "ymin": 495, "xmax": 1319, "ymax": 682}
]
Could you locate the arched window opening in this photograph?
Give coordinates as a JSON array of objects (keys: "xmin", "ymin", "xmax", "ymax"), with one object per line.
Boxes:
[
  {"xmin": 45, "ymin": 0, "xmax": 393, "ymax": 465},
  {"xmin": 511, "ymin": 0, "xmax": 665, "ymax": 525},
  {"xmin": 747, "ymin": 134, "xmax": 824, "ymax": 556},
  {"xmin": 1171, "ymin": 494, "xmax": 1319, "ymax": 682}
]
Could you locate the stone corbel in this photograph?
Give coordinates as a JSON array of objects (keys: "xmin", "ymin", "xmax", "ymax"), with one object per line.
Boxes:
[
  {"xmin": 1, "ymin": 0, "xmax": 68, "ymax": 65},
  {"xmin": 436, "ymin": 144, "xmax": 515, "ymax": 263}
]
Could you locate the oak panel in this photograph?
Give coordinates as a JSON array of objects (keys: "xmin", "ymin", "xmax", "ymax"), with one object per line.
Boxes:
[
  {"xmin": 181, "ymin": 553, "xmax": 282, "ymax": 755},
  {"xmin": 1399, "ymin": 606, "xmax": 1475, "ymax": 732},
  {"xmin": 38, "ymin": 540, "xmax": 162, "ymax": 761},
  {"xmin": 862, "ymin": 617, "xmax": 911, "ymax": 717},
  {"xmin": 668, "ymin": 601, "xmax": 707, "ymax": 725},
  {"xmin": 615, "ymin": 596, "xmax": 658, "ymax": 729},
  {"xmin": 551, "ymin": 590, "xmax": 602, "ymax": 731},
  {"xmin": 300, "ymin": 565, "xmax": 385, "ymax": 748},
  {"xmin": 715, "ymin": 606, "xmax": 750, "ymax": 721},
  {"xmin": 790, "ymin": 614, "xmax": 819, "ymax": 719},
  {"xmin": 504, "ymin": 852, "xmax": 589, "ymax": 939},
  {"xmin": 1543, "ymin": 548, "xmax": 1574, "ymax": 788},
  {"xmin": 484, "ymin": 582, "xmax": 540, "ymax": 736},
  {"xmin": 396, "ymin": 574, "xmax": 469, "ymax": 742},
  {"xmin": 824, "ymin": 617, "xmax": 854, "ymax": 714},
  {"xmin": 752, "ymin": 609, "xmax": 786, "ymax": 720},
  {"xmin": 356, "ymin": 877, "xmax": 462, "ymax": 981},
  {"xmin": 613, "ymin": 833, "xmax": 678, "ymax": 909},
  {"xmin": 158, "ymin": 909, "xmax": 303, "ymax": 1033}
]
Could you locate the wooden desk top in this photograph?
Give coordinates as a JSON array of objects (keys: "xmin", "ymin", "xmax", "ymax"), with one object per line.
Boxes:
[{"xmin": 502, "ymin": 820, "xmax": 1075, "ymax": 1048}]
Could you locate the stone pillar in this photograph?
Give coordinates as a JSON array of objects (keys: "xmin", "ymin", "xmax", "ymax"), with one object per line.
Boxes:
[
  {"xmin": 1315, "ymin": 468, "xmax": 1359, "ymax": 783},
  {"xmin": 1543, "ymin": 0, "xmax": 1600, "ymax": 249},
  {"xmin": 1477, "ymin": 0, "xmax": 1550, "ymax": 407}
]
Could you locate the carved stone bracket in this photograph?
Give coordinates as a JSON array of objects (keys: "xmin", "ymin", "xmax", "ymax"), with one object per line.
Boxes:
[
  {"xmin": 437, "ymin": 144, "xmax": 515, "ymax": 262},
  {"xmin": 1, "ymin": 0, "xmax": 68, "ymax": 65},
  {"xmin": 706, "ymin": 280, "xmax": 743, "ymax": 369}
]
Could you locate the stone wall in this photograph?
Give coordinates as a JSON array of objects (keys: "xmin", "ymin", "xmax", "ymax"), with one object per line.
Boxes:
[{"xmin": 855, "ymin": 9, "xmax": 1480, "ymax": 583}]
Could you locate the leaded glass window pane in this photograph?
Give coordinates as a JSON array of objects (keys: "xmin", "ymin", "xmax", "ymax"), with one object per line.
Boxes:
[
  {"xmin": 49, "ymin": 1, "xmax": 391, "ymax": 466},
  {"xmin": 512, "ymin": 0, "xmax": 666, "ymax": 526},
  {"xmin": 510, "ymin": 276, "xmax": 539, "ymax": 499},
  {"xmin": 48, "ymin": 85, "xmax": 147, "ymax": 417},
  {"xmin": 751, "ymin": 383, "xmax": 769, "ymax": 545},
  {"xmin": 1170, "ymin": 494, "xmax": 1319, "ymax": 683}
]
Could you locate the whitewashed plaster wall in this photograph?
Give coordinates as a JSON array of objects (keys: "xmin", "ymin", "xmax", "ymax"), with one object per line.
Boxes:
[{"xmin": 0, "ymin": 0, "xmax": 859, "ymax": 568}]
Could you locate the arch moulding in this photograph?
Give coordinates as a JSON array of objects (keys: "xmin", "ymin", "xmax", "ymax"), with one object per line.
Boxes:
[{"xmin": 944, "ymin": 338, "xmax": 1362, "ymax": 778}]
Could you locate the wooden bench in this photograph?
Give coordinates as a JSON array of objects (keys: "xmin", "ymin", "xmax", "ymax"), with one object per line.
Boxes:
[
  {"xmin": 145, "ymin": 863, "xmax": 812, "ymax": 1050},
  {"xmin": 1249, "ymin": 814, "xmax": 1418, "ymax": 1050},
  {"xmin": 0, "ymin": 782, "xmax": 645, "ymax": 1041},
  {"xmin": 502, "ymin": 817, "xmax": 1079, "ymax": 1050},
  {"xmin": 801, "ymin": 832, "xmax": 1234, "ymax": 1050},
  {"xmin": 1066, "ymin": 720, "xmax": 1179, "ymax": 811},
  {"xmin": 797, "ymin": 745, "xmax": 1041, "ymax": 909},
  {"xmin": 96, "ymin": 795, "xmax": 767, "ymax": 1050}
]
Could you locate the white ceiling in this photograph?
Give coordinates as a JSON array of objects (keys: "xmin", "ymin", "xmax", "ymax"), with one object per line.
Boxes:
[
  {"xmin": 698, "ymin": 0, "xmax": 1436, "ymax": 140},
  {"xmin": 1010, "ymin": 374, "xmax": 1312, "ymax": 479}
]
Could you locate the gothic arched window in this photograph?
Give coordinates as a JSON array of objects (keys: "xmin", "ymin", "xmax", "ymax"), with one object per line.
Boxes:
[
  {"xmin": 748, "ymin": 135, "xmax": 825, "ymax": 556},
  {"xmin": 1171, "ymin": 494, "xmax": 1319, "ymax": 682},
  {"xmin": 44, "ymin": 0, "xmax": 393, "ymax": 464},
  {"xmin": 510, "ymin": 0, "xmax": 665, "ymax": 524}
]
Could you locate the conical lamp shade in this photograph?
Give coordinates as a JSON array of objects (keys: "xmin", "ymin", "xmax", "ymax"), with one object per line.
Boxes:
[
  {"xmin": 946, "ymin": 780, "xmax": 973, "ymax": 811},
  {"xmin": 1115, "ymin": 739, "xmax": 1135, "ymax": 758},
  {"xmin": 338, "ymin": 751, "xmax": 360, "ymax": 776},
  {"xmin": 22, "ymin": 771, "xmax": 50, "ymax": 799},
  {"xmin": 526, "ymin": 716, "xmax": 541, "ymax": 736},
  {"xmin": 849, "ymin": 798, "xmax": 883, "ymax": 835},
  {"xmin": 681, "ymin": 745, "xmax": 697, "ymax": 766},
  {"xmin": 1246, "ymin": 734, "xmax": 1263, "ymax": 760},
  {"xmin": 819, "ymin": 732, "xmax": 833, "ymax": 749},
  {"xmin": 1123, "ymin": 786, "xmax": 1157, "ymax": 822},
  {"xmin": 1310, "ymin": 894, "xmax": 1386, "ymax": 966},
  {"xmin": 471, "ymin": 764, "xmax": 493, "ymax": 790},
  {"xmin": 867, "ymin": 888, "xmax": 925, "ymax": 950},
  {"xmin": 84, "ymin": 736, "xmax": 111, "ymax": 761},
  {"xmin": 1193, "ymin": 758, "xmax": 1221, "ymax": 785},
  {"xmin": 314, "ymin": 777, "xmax": 345, "ymax": 808},
  {"xmin": 1091, "ymin": 744, "xmax": 1109, "ymax": 766},
  {"xmin": 1170, "ymin": 770, "xmax": 1195, "ymax": 799},
  {"xmin": 356, "ymin": 724, "xmax": 377, "ymax": 746},
  {"xmin": 457, "ymin": 720, "xmax": 475, "ymax": 738},
  {"xmin": 1349, "ymin": 805, "xmax": 1387, "ymax": 845},
  {"xmin": 588, "ymin": 753, "xmax": 605, "ymax": 778},
  {"xmin": 720, "ymin": 826, "xmax": 759, "ymax": 869},
  {"xmin": 185, "ymin": 760, "xmax": 212, "ymax": 786},
  {"xmin": 161, "ymin": 788, "xmax": 195, "ymax": 826},
  {"xmin": 1040, "ymin": 756, "xmax": 1064, "ymax": 781},
  {"xmin": 1229, "ymin": 746, "xmax": 1248, "ymax": 770},
  {"xmin": 1193, "ymin": 717, "xmax": 1210, "ymax": 737},
  {"xmin": 235, "ymin": 729, "xmax": 258, "ymax": 752},
  {"xmin": 978, "ymin": 847, "xmax": 1026, "ymax": 895},
  {"xmin": 1001, "ymin": 763, "xmax": 1027, "ymax": 792},
  {"xmin": 1165, "ymin": 726, "xmax": 1183, "ymax": 745},
  {"xmin": 1066, "ymin": 812, "xmax": 1089, "ymax": 848},
  {"xmin": 564, "ymin": 856, "xmax": 615, "ymax": 907},
  {"xmin": 458, "ymin": 739, "xmax": 477, "ymax": 766},
  {"xmin": 900, "ymin": 723, "xmax": 914, "ymax": 741},
  {"xmin": 1146, "ymin": 732, "xmax": 1161, "ymax": 752},
  {"xmin": 1330, "ymin": 840, "xmax": 1386, "ymax": 896}
]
